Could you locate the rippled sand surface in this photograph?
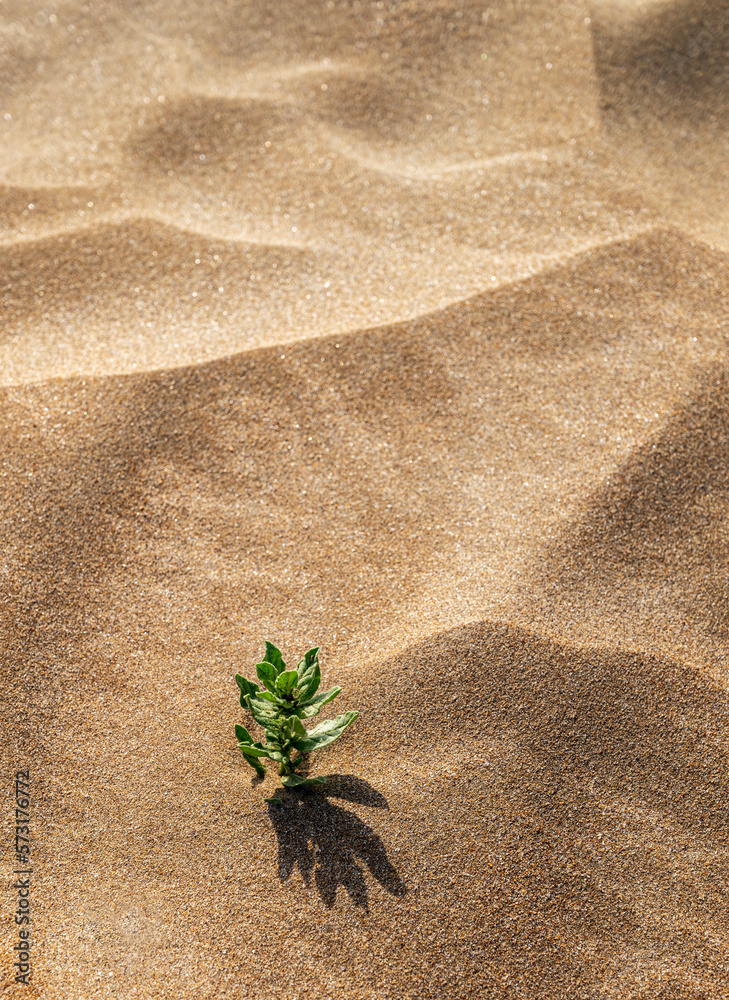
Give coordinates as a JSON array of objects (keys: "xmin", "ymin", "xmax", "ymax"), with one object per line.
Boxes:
[{"xmin": 2, "ymin": 2, "xmax": 729, "ymax": 998}]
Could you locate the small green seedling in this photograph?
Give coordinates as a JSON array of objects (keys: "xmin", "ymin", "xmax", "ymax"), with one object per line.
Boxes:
[{"xmin": 235, "ymin": 640, "xmax": 358, "ymax": 795}]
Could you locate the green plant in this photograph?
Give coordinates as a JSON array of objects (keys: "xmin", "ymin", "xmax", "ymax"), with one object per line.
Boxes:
[{"xmin": 235, "ymin": 641, "xmax": 358, "ymax": 797}]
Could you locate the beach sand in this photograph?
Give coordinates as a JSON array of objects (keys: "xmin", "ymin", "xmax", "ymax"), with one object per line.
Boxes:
[{"xmin": 2, "ymin": 1, "xmax": 729, "ymax": 997}]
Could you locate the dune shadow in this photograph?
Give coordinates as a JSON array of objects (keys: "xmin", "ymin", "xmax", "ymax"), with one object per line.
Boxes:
[
  {"xmin": 537, "ymin": 365, "xmax": 729, "ymax": 639},
  {"xmin": 362, "ymin": 619, "xmax": 729, "ymax": 848},
  {"xmin": 589, "ymin": 0, "xmax": 729, "ymax": 127},
  {"xmin": 267, "ymin": 776, "xmax": 404, "ymax": 908},
  {"xmin": 128, "ymin": 95, "xmax": 301, "ymax": 175}
]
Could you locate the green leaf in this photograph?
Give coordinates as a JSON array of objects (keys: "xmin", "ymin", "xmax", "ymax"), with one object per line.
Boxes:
[
  {"xmin": 306, "ymin": 710, "xmax": 358, "ymax": 738},
  {"xmin": 256, "ymin": 661, "xmax": 279, "ymax": 694},
  {"xmin": 264, "ymin": 796, "xmax": 284, "ymax": 805},
  {"xmin": 296, "ymin": 647, "xmax": 321, "ymax": 700},
  {"xmin": 234, "ymin": 723, "xmax": 256, "ymax": 745},
  {"xmin": 298, "ymin": 646, "xmax": 320, "ymax": 669},
  {"xmin": 264, "ymin": 641, "xmax": 286, "ymax": 675},
  {"xmin": 266, "ymin": 720, "xmax": 290, "ymax": 747},
  {"xmin": 236, "ymin": 742, "xmax": 276, "ymax": 759},
  {"xmin": 297, "ymin": 703, "xmax": 323, "ymax": 719},
  {"xmin": 299, "ymin": 685, "xmax": 341, "ymax": 712},
  {"xmin": 263, "ymin": 718, "xmax": 289, "ymax": 739},
  {"xmin": 281, "ymin": 773, "xmax": 326, "ymax": 788},
  {"xmin": 290, "ymin": 715, "xmax": 308, "ymax": 739},
  {"xmin": 242, "ymin": 756, "xmax": 266, "ymax": 778},
  {"xmin": 237, "ymin": 744, "xmax": 267, "ymax": 777},
  {"xmin": 254, "ymin": 690, "xmax": 284, "ymax": 705},
  {"xmin": 276, "ymin": 669, "xmax": 299, "ymax": 698},
  {"xmin": 237, "ymin": 740, "xmax": 287, "ymax": 765},
  {"xmin": 235, "ymin": 674, "xmax": 260, "ymax": 705},
  {"xmin": 291, "ymin": 710, "xmax": 359, "ymax": 753},
  {"xmin": 247, "ymin": 695, "xmax": 283, "ymax": 729}
]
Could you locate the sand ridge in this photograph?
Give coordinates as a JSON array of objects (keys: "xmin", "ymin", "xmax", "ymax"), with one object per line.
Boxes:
[{"xmin": 2, "ymin": 1, "xmax": 729, "ymax": 998}]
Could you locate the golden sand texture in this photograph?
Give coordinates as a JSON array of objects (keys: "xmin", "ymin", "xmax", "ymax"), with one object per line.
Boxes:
[{"xmin": 2, "ymin": 1, "xmax": 729, "ymax": 998}]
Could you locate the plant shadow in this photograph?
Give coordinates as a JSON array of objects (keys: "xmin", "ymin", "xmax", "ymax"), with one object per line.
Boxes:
[{"xmin": 267, "ymin": 774, "xmax": 405, "ymax": 908}]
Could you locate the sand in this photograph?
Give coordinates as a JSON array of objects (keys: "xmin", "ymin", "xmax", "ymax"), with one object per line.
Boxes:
[{"xmin": 2, "ymin": 1, "xmax": 729, "ymax": 997}]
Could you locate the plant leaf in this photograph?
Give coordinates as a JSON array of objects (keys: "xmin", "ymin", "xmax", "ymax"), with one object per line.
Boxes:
[
  {"xmin": 234, "ymin": 723, "xmax": 256, "ymax": 745},
  {"xmin": 296, "ymin": 647, "xmax": 321, "ymax": 700},
  {"xmin": 247, "ymin": 695, "xmax": 282, "ymax": 729},
  {"xmin": 237, "ymin": 741, "xmax": 287, "ymax": 765},
  {"xmin": 236, "ymin": 742, "xmax": 276, "ymax": 759},
  {"xmin": 264, "ymin": 710, "xmax": 294, "ymax": 732},
  {"xmin": 235, "ymin": 674, "xmax": 260, "ymax": 705},
  {"xmin": 297, "ymin": 646, "xmax": 320, "ymax": 669},
  {"xmin": 299, "ymin": 685, "xmax": 341, "ymax": 712},
  {"xmin": 264, "ymin": 728, "xmax": 289, "ymax": 750},
  {"xmin": 297, "ymin": 703, "xmax": 323, "ymax": 719},
  {"xmin": 290, "ymin": 710, "xmax": 359, "ymax": 753},
  {"xmin": 275, "ymin": 669, "xmax": 299, "ymax": 697},
  {"xmin": 306, "ymin": 710, "xmax": 358, "ymax": 739},
  {"xmin": 281, "ymin": 773, "xmax": 326, "ymax": 788},
  {"xmin": 236, "ymin": 743, "xmax": 267, "ymax": 777},
  {"xmin": 256, "ymin": 661, "xmax": 279, "ymax": 694},
  {"xmin": 254, "ymin": 690, "xmax": 285, "ymax": 705},
  {"xmin": 289, "ymin": 715, "xmax": 308, "ymax": 739},
  {"xmin": 242, "ymin": 756, "xmax": 266, "ymax": 778},
  {"xmin": 264, "ymin": 641, "xmax": 286, "ymax": 675}
]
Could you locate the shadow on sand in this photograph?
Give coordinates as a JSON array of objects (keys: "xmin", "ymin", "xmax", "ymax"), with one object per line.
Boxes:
[{"xmin": 266, "ymin": 774, "xmax": 406, "ymax": 908}]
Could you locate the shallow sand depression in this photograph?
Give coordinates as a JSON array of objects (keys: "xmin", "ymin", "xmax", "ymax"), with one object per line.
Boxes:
[{"xmin": 2, "ymin": 1, "xmax": 729, "ymax": 998}]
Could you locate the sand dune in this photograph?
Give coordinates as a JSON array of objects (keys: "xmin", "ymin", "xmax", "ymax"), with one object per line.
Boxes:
[
  {"xmin": 4, "ymin": 223, "xmax": 729, "ymax": 997},
  {"xmin": 0, "ymin": 217, "xmax": 320, "ymax": 380},
  {"xmin": 129, "ymin": 94, "xmax": 305, "ymax": 176},
  {"xmin": 2, "ymin": 1, "xmax": 729, "ymax": 998},
  {"xmin": 535, "ymin": 366, "xmax": 729, "ymax": 671},
  {"xmin": 590, "ymin": 0, "xmax": 729, "ymax": 246},
  {"xmin": 0, "ymin": 184, "xmax": 108, "ymax": 241},
  {"xmin": 1, "ymin": 0, "xmax": 651, "ymax": 387},
  {"xmin": 592, "ymin": 0, "xmax": 729, "ymax": 126},
  {"xmin": 0, "ymin": 205, "xmax": 654, "ymax": 385}
]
